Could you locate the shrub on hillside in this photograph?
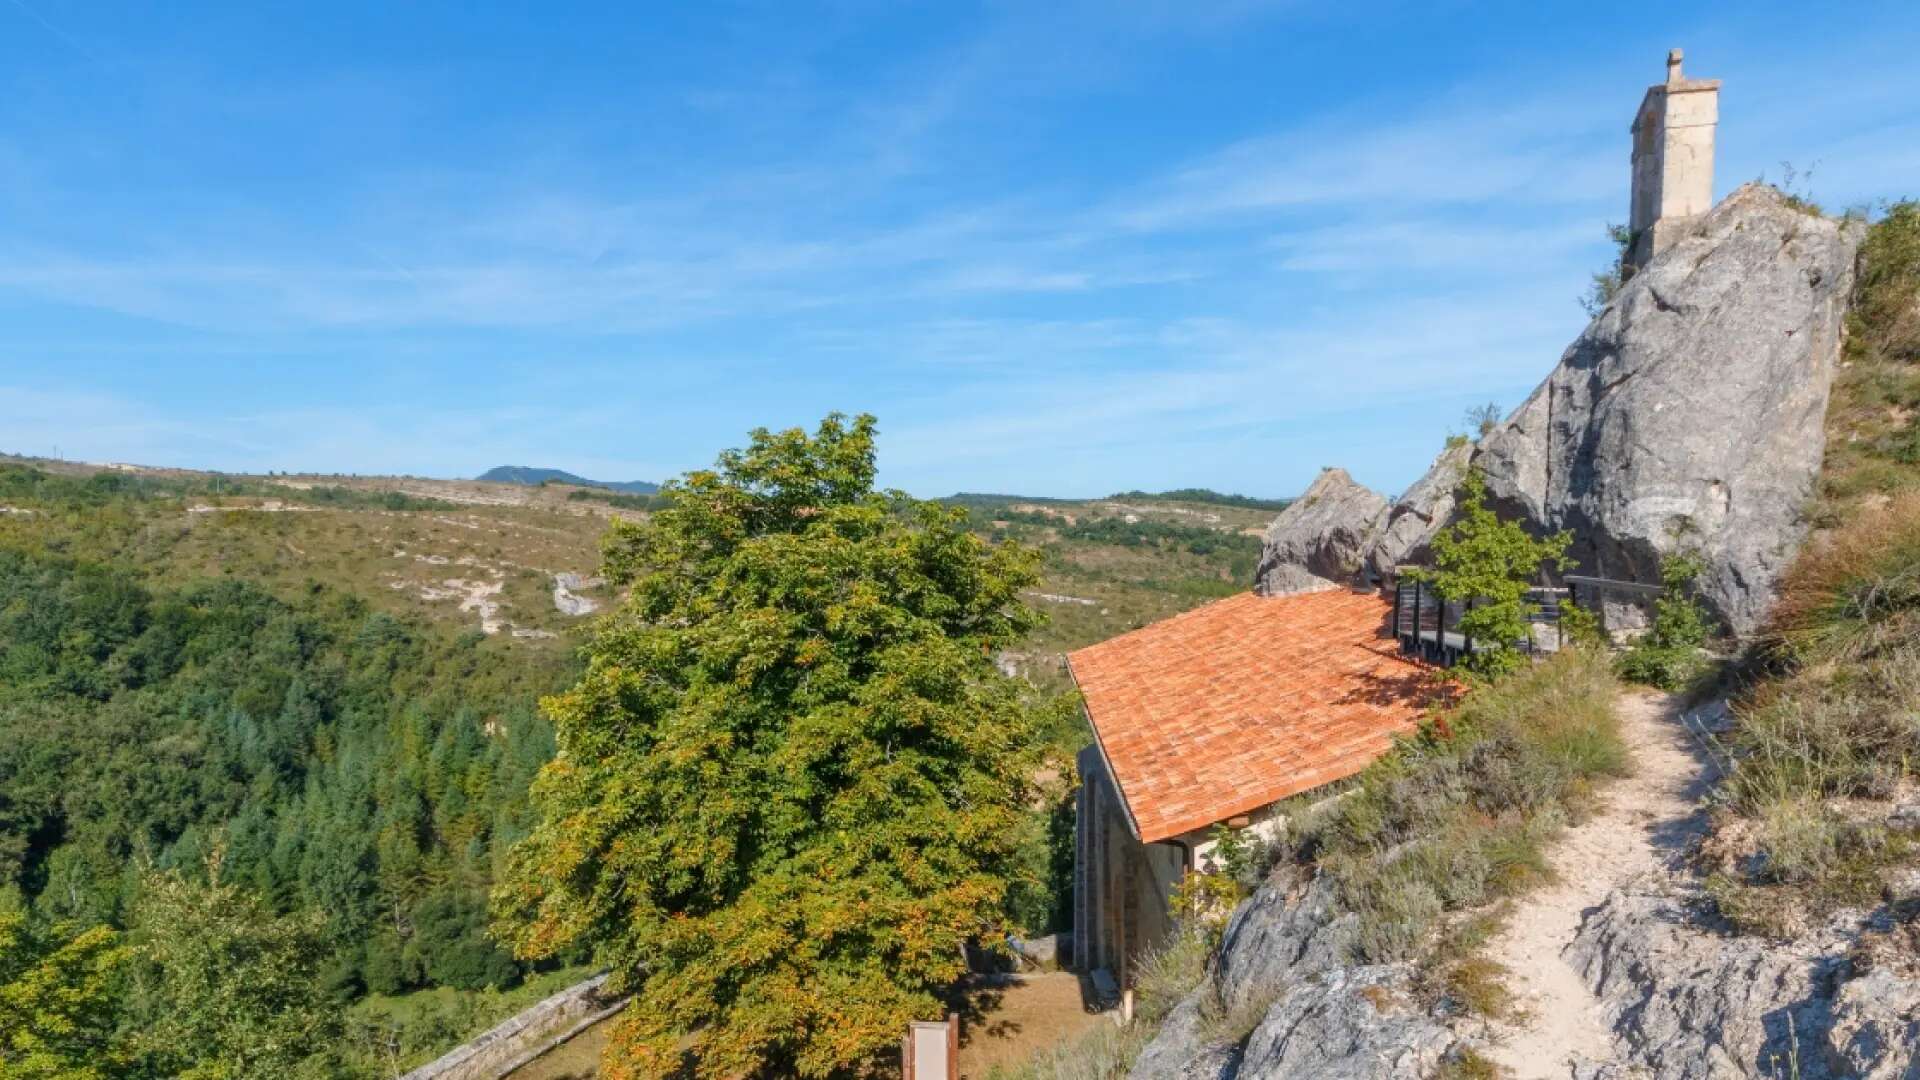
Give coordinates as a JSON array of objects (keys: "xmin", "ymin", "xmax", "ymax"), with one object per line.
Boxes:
[
  {"xmin": 1305, "ymin": 647, "xmax": 1623, "ymax": 963},
  {"xmin": 1713, "ymin": 491, "xmax": 1920, "ymax": 927},
  {"xmin": 1410, "ymin": 469, "xmax": 1572, "ymax": 682},
  {"xmin": 1617, "ymin": 553, "xmax": 1713, "ymax": 691}
]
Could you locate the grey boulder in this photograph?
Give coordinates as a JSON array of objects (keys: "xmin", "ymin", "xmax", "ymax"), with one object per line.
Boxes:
[
  {"xmin": 1476, "ymin": 184, "xmax": 1861, "ymax": 635},
  {"xmin": 1362, "ymin": 441, "xmax": 1472, "ymax": 581},
  {"xmin": 1254, "ymin": 469, "xmax": 1387, "ymax": 592},
  {"xmin": 1129, "ymin": 875, "xmax": 1445, "ymax": 1080},
  {"xmin": 1567, "ymin": 886, "xmax": 1920, "ymax": 1079},
  {"xmin": 1232, "ymin": 965, "xmax": 1455, "ymax": 1080}
]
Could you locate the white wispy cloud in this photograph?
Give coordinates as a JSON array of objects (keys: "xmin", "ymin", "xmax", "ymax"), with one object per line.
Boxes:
[
  {"xmin": 0, "ymin": 385, "xmax": 685, "ymax": 481},
  {"xmin": 6, "ymin": 7, "xmax": 1919, "ymax": 494},
  {"xmin": 1106, "ymin": 97, "xmax": 1619, "ymax": 232},
  {"xmin": 1267, "ymin": 218, "xmax": 1605, "ymax": 274}
]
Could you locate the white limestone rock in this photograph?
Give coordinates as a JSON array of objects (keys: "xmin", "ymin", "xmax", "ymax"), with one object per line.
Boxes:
[
  {"xmin": 1256, "ymin": 186, "xmax": 1860, "ymax": 636},
  {"xmin": 1361, "ymin": 441, "xmax": 1473, "ymax": 581},
  {"xmin": 1566, "ymin": 886, "xmax": 1920, "ymax": 1079},
  {"xmin": 1253, "ymin": 469, "xmax": 1388, "ymax": 591},
  {"xmin": 1231, "ymin": 965, "xmax": 1454, "ymax": 1080},
  {"xmin": 1476, "ymin": 184, "xmax": 1862, "ymax": 635},
  {"xmin": 1129, "ymin": 874, "xmax": 1435, "ymax": 1080}
]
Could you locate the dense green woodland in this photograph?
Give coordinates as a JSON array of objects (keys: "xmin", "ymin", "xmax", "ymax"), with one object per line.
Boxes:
[
  {"xmin": 0, "ymin": 459, "xmax": 1252, "ymax": 1076},
  {"xmin": 0, "ymin": 468, "xmax": 579, "ymax": 1074}
]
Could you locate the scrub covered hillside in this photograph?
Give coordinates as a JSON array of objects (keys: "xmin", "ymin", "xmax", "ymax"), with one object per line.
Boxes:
[
  {"xmin": 1705, "ymin": 200, "xmax": 1920, "ymax": 930},
  {"xmin": 0, "ymin": 458, "xmax": 1282, "ymax": 1073}
]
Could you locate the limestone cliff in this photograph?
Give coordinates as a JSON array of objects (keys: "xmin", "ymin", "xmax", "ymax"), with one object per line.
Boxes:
[
  {"xmin": 1127, "ymin": 874, "xmax": 1456, "ymax": 1080},
  {"xmin": 1477, "ymin": 183, "xmax": 1861, "ymax": 635},
  {"xmin": 1254, "ymin": 184, "xmax": 1862, "ymax": 636},
  {"xmin": 1565, "ymin": 886, "xmax": 1920, "ymax": 1080}
]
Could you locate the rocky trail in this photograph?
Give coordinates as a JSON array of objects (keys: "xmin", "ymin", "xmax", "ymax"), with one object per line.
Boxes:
[{"xmin": 1480, "ymin": 689, "xmax": 1717, "ymax": 1077}]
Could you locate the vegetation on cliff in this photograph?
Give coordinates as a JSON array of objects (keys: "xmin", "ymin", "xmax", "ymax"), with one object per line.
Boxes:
[
  {"xmin": 1305, "ymin": 645, "xmax": 1624, "ymax": 1002},
  {"xmin": 1707, "ymin": 200, "xmax": 1920, "ymax": 934},
  {"xmin": 1405, "ymin": 469, "xmax": 1571, "ymax": 681}
]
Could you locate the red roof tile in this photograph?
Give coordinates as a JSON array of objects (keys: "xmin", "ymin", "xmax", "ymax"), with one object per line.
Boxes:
[{"xmin": 1068, "ymin": 589, "xmax": 1444, "ymax": 843}]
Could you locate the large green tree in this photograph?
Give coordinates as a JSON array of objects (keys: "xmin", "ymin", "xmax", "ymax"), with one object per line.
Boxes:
[
  {"xmin": 0, "ymin": 905, "xmax": 129, "ymax": 1079},
  {"xmin": 121, "ymin": 866, "xmax": 343, "ymax": 1080},
  {"xmin": 494, "ymin": 414, "xmax": 1064, "ymax": 1078}
]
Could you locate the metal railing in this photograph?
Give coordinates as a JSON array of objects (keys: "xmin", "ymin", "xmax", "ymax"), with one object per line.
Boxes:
[
  {"xmin": 1390, "ymin": 569, "xmax": 1663, "ymax": 666},
  {"xmin": 1391, "ymin": 578, "xmax": 1567, "ymax": 665}
]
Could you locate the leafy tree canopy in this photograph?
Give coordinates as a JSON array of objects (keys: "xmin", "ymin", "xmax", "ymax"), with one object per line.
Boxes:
[
  {"xmin": 0, "ymin": 900, "xmax": 130, "ymax": 1080},
  {"xmin": 1414, "ymin": 469, "xmax": 1572, "ymax": 681},
  {"xmin": 495, "ymin": 414, "xmax": 1068, "ymax": 1078},
  {"xmin": 122, "ymin": 864, "xmax": 344, "ymax": 1079}
]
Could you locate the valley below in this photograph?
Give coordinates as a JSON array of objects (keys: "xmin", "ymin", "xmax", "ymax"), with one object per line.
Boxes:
[{"xmin": 0, "ymin": 451, "xmax": 1281, "ymax": 1076}]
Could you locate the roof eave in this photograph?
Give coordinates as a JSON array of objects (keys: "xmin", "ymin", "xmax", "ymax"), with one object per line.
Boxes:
[{"xmin": 1066, "ymin": 656, "xmax": 1149, "ymax": 845}]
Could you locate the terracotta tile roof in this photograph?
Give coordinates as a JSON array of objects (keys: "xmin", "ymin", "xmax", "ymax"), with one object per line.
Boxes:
[{"xmin": 1068, "ymin": 589, "xmax": 1443, "ymax": 843}]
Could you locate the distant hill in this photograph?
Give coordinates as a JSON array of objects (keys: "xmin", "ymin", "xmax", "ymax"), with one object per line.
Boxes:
[
  {"xmin": 1106, "ymin": 488, "xmax": 1294, "ymax": 512},
  {"xmin": 477, "ymin": 465, "xmax": 659, "ymax": 495},
  {"xmin": 943, "ymin": 489, "xmax": 1293, "ymax": 511}
]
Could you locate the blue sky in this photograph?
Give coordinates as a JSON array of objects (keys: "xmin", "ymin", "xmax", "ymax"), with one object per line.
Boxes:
[{"xmin": 3, "ymin": 2, "xmax": 1917, "ymax": 498}]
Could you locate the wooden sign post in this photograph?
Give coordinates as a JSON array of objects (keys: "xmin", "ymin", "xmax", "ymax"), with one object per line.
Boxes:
[{"xmin": 901, "ymin": 1013, "xmax": 960, "ymax": 1079}]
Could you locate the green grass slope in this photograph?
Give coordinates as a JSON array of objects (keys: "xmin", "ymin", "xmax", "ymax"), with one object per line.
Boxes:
[{"xmin": 1703, "ymin": 200, "xmax": 1920, "ymax": 935}]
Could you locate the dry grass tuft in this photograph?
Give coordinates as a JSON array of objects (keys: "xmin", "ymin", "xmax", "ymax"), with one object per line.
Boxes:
[
  {"xmin": 1768, "ymin": 492, "xmax": 1920, "ymax": 665},
  {"xmin": 1433, "ymin": 1045, "xmax": 1504, "ymax": 1080},
  {"xmin": 1711, "ymin": 206, "xmax": 1920, "ymax": 926}
]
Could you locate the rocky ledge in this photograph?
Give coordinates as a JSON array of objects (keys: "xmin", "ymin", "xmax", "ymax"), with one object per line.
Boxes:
[{"xmin": 1566, "ymin": 887, "xmax": 1920, "ymax": 1080}]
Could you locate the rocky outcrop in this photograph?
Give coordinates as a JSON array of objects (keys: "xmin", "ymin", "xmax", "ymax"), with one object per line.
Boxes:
[
  {"xmin": 1207, "ymin": 875, "xmax": 1358, "ymax": 1014},
  {"xmin": 1231, "ymin": 966, "xmax": 1454, "ymax": 1080},
  {"xmin": 1130, "ymin": 876, "xmax": 1353, "ymax": 1079},
  {"xmin": 1253, "ymin": 442, "xmax": 1472, "ymax": 592},
  {"xmin": 1129, "ymin": 875, "xmax": 1459, "ymax": 1080},
  {"xmin": 1254, "ymin": 469, "xmax": 1387, "ymax": 591},
  {"xmin": 1256, "ymin": 186, "xmax": 1862, "ymax": 636},
  {"xmin": 1476, "ymin": 184, "xmax": 1861, "ymax": 635},
  {"xmin": 1566, "ymin": 887, "xmax": 1920, "ymax": 1079},
  {"xmin": 1361, "ymin": 442, "xmax": 1471, "ymax": 581}
]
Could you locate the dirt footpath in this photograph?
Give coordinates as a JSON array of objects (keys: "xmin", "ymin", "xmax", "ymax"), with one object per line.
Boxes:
[{"xmin": 1480, "ymin": 689, "xmax": 1718, "ymax": 1078}]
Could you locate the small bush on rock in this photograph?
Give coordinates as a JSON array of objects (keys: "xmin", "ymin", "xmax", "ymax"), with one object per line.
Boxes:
[
  {"xmin": 1617, "ymin": 553, "xmax": 1714, "ymax": 691},
  {"xmin": 1411, "ymin": 470, "xmax": 1572, "ymax": 682}
]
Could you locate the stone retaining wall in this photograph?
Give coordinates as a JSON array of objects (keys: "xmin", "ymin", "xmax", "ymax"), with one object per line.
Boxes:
[{"xmin": 400, "ymin": 973, "xmax": 625, "ymax": 1080}]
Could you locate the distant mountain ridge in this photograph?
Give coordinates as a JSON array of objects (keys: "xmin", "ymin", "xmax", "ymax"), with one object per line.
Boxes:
[{"xmin": 476, "ymin": 465, "xmax": 659, "ymax": 495}]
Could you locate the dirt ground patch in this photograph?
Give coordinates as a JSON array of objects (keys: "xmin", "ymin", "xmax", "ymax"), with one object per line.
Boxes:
[{"xmin": 956, "ymin": 972, "xmax": 1106, "ymax": 1077}]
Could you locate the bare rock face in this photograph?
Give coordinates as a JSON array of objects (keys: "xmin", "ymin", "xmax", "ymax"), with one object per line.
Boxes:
[
  {"xmin": 1476, "ymin": 184, "xmax": 1862, "ymax": 635},
  {"xmin": 1208, "ymin": 874, "xmax": 1359, "ymax": 1014},
  {"xmin": 1567, "ymin": 887, "xmax": 1920, "ymax": 1079},
  {"xmin": 1255, "ymin": 187, "xmax": 1859, "ymax": 635},
  {"xmin": 1254, "ymin": 469, "xmax": 1388, "ymax": 592},
  {"xmin": 1362, "ymin": 442, "xmax": 1472, "ymax": 581},
  {"xmin": 1129, "ymin": 876, "xmax": 1357, "ymax": 1080},
  {"xmin": 1129, "ymin": 875, "xmax": 1457, "ymax": 1080},
  {"xmin": 1826, "ymin": 967, "xmax": 1920, "ymax": 1079},
  {"xmin": 1251, "ymin": 444, "xmax": 1470, "ymax": 595},
  {"xmin": 1230, "ymin": 965, "xmax": 1454, "ymax": 1080}
]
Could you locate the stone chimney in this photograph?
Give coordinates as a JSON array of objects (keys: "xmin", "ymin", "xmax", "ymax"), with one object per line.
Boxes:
[{"xmin": 1626, "ymin": 48, "xmax": 1719, "ymax": 271}]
